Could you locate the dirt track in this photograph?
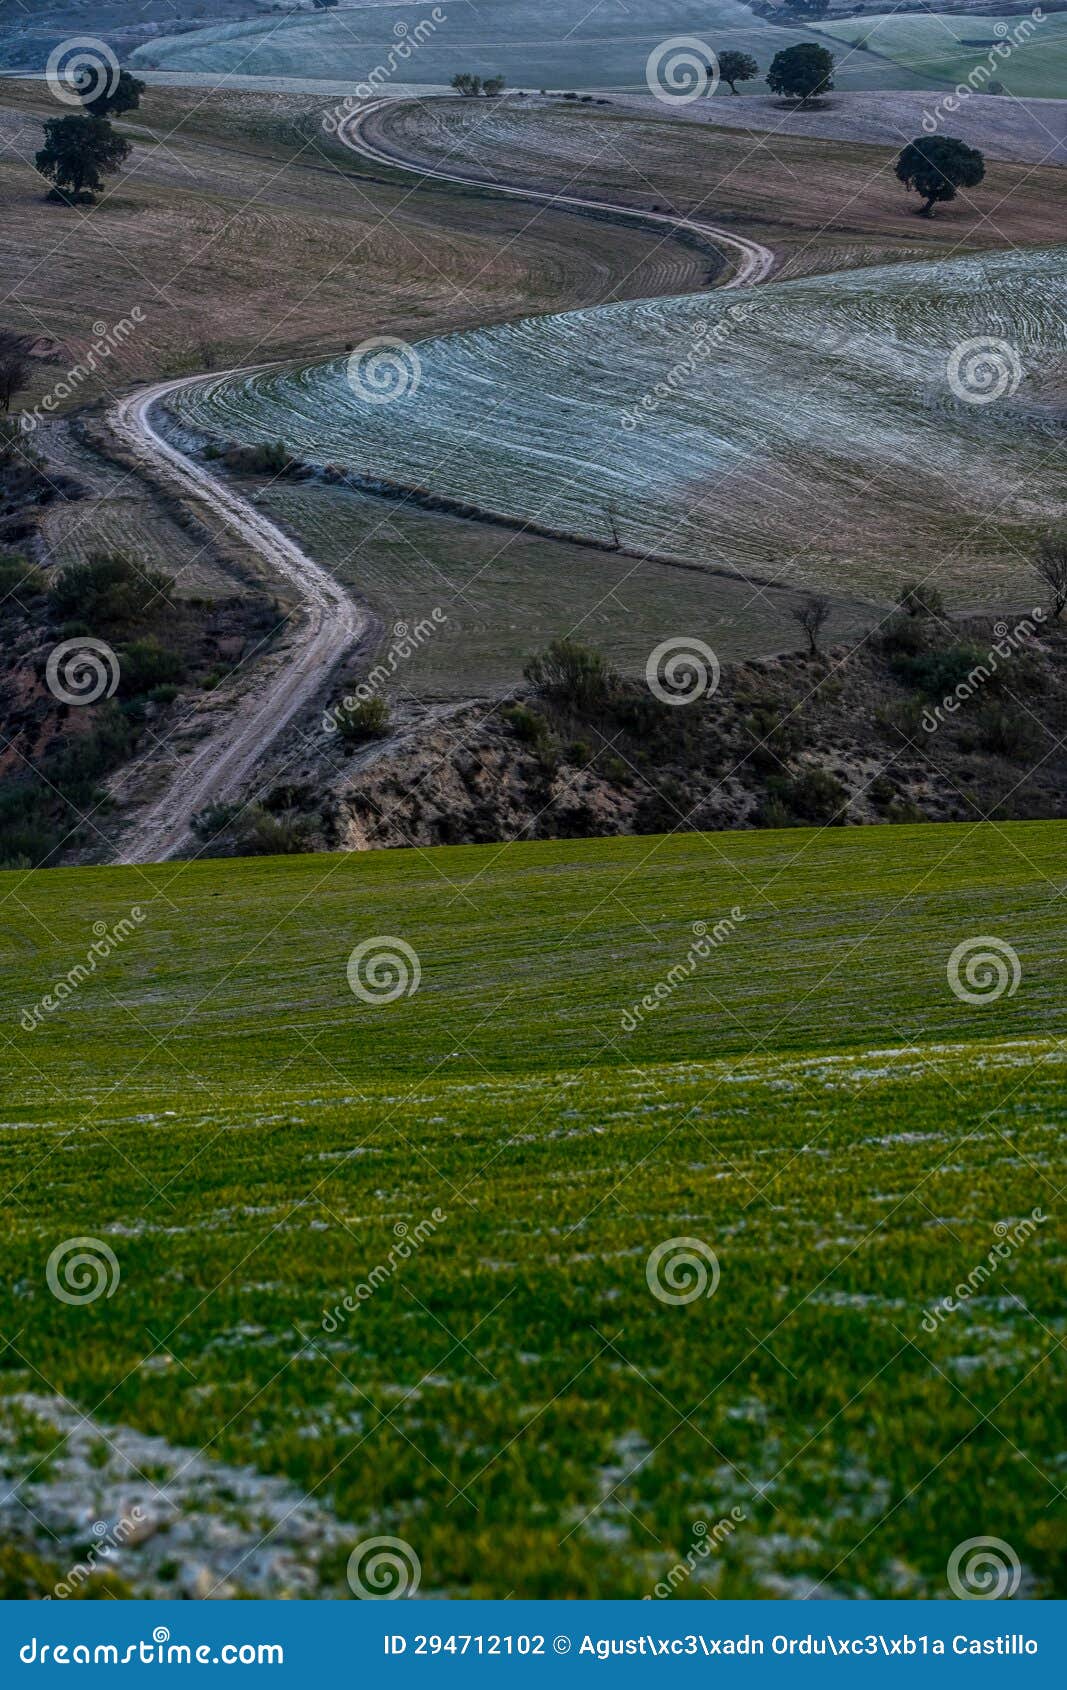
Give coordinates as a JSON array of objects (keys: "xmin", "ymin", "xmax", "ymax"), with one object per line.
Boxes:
[
  {"xmin": 109, "ymin": 377, "xmax": 370, "ymax": 865},
  {"xmin": 342, "ymin": 98, "xmax": 776, "ymax": 287},
  {"xmin": 109, "ymin": 95, "xmax": 777, "ymax": 865}
]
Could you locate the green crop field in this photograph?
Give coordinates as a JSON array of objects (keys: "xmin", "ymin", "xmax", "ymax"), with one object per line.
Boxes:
[
  {"xmin": 1, "ymin": 821, "xmax": 1064, "ymax": 1598},
  {"xmin": 818, "ymin": 13, "xmax": 1067, "ymax": 101}
]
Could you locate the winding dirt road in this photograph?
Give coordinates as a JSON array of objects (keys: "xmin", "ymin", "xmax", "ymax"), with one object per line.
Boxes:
[
  {"xmin": 109, "ymin": 377, "xmax": 369, "ymax": 865},
  {"xmin": 110, "ymin": 96, "xmax": 774, "ymax": 864},
  {"xmin": 341, "ymin": 98, "xmax": 775, "ymax": 288}
]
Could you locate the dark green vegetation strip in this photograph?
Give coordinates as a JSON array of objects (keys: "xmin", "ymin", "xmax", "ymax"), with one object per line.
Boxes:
[{"xmin": 0, "ymin": 822, "xmax": 1064, "ymax": 1596}]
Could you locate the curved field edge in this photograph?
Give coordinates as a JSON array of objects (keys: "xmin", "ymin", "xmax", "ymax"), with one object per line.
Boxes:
[
  {"xmin": 163, "ymin": 245, "xmax": 1067, "ymax": 605},
  {"xmin": 130, "ymin": 0, "xmax": 919, "ymax": 93},
  {"xmin": 0, "ymin": 823, "xmax": 1064, "ymax": 1595}
]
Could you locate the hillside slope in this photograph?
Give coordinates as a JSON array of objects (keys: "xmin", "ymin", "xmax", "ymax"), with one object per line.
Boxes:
[{"xmin": 0, "ymin": 823, "xmax": 1063, "ymax": 1597}]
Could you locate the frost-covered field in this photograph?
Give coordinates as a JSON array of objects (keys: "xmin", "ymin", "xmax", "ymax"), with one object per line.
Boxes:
[
  {"xmin": 131, "ymin": 0, "xmax": 914, "ymax": 90},
  {"xmin": 167, "ymin": 246, "xmax": 1066, "ymax": 605}
]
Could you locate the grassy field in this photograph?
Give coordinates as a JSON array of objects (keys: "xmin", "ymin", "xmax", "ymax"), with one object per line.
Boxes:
[
  {"xmin": 374, "ymin": 97, "xmax": 1067, "ymax": 271},
  {"xmin": 130, "ymin": 0, "xmax": 913, "ymax": 92},
  {"xmin": 0, "ymin": 822, "xmax": 1064, "ymax": 1597},
  {"xmin": 1, "ymin": 81, "xmax": 713, "ymax": 413},
  {"xmin": 253, "ymin": 481, "xmax": 875, "ymax": 698},
  {"xmin": 819, "ymin": 13, "xmax": 1067, "ymax": 102}
]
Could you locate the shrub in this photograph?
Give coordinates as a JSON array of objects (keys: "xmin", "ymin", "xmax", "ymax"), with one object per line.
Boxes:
[
  {"xmin": 221, "ymin": 440, "xmax": 294, "ymax": 475},
  {"xmin": 880, "ymin": 612, "xmax": 927, "ymax": 657},
  {"xmin": 743, "ymin": 706, "xmax": 800, "ymax": 775},
  {"xmin": 335, "ymin": 696, "xmax": 390, "ymax": 743},
  {"xmin": 524, "ymin": 639, "xmax": 615, "ymax": 713},
  {"xmin": 49, "ymin": 553, "xmax": 172, "ymax": 629},
  {"xmin": 897, "ymin": 580, "xmax": 946, "ymax": 620},
  {"xmin": 0, "ymin": 556, "xmax": 45, "ymax": 609},
  {"xmin": 752, "ymin": 795, "xmax": 794, "ymax": 830},
  {"xmin": 891, "ymin": 644, "xmax": 990, "ymax": 697},
  {"xmin": 502, "ymin": 703, "xmax": 551, "ymax": 746},
  {"xmin": 764, "ymin": 767, "xmax": 848, "ymax": 824},
  {"xmin": 117, "ymin": 639, "xmax": 186, "ymax": 696},
  {"xmin": 975, "ymin": 705, "xmax": 1042, "ymax": 761}
]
